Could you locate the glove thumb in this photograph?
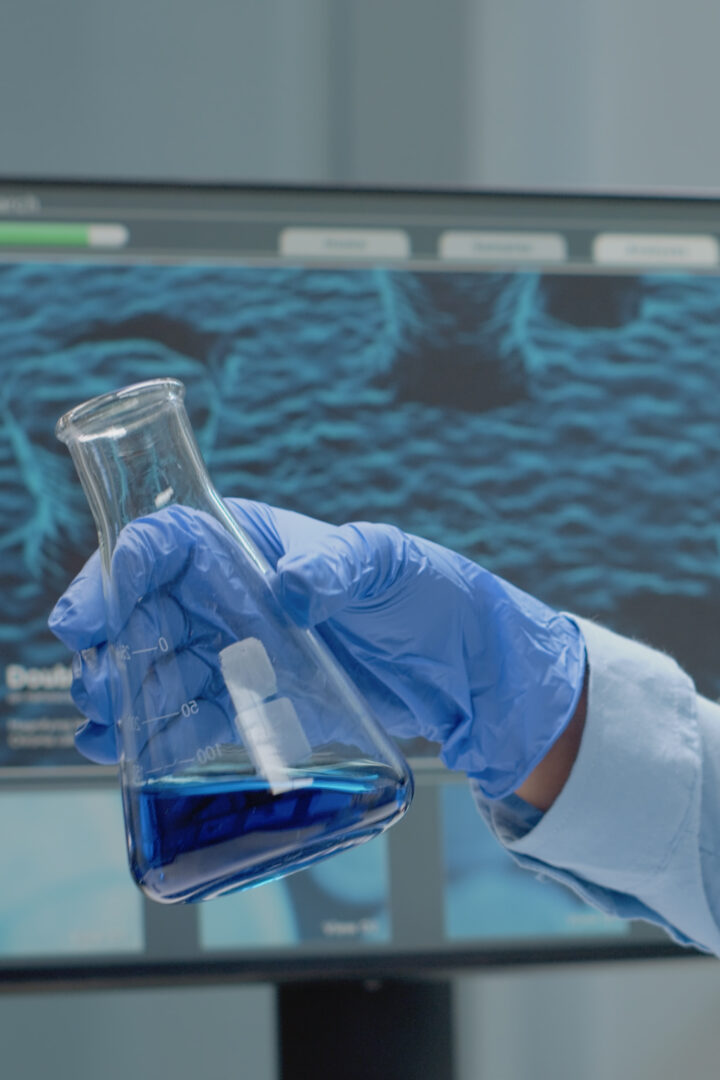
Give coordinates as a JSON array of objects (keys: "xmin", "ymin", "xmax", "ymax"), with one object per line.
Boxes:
[
  {"xmin": 48, "ymin": 549, "xmax": 106, "ymax": 650},
  {"xmin": 273, "ymin": 521, "xmax": 408, "ymax": 627}
]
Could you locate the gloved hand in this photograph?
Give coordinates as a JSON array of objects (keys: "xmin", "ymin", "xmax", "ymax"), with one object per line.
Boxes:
[{"xmin": 49, "ymin": 498, "xmax": 586, "ymax": 799}]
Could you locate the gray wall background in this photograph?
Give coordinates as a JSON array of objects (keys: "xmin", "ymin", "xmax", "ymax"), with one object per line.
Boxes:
[
  {"xmin": 4, "ymin": 0, "xmax": 720, "ymax": 191},
  {"xmin": 3, "ymin": 2, "xmax": 720, "ymax": 1077}
]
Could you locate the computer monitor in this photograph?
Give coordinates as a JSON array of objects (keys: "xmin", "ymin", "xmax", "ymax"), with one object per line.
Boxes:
[{"xmin": 0, "ymin": 181, "xmax": 713, "ymax": 1000}]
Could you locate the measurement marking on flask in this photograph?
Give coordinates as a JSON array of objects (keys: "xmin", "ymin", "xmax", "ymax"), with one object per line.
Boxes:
[
  {"xmin": 196, "ymin": 742, "xmax": 222, "ymax": 765},
  {"xmin": 142, "ymin": 700, "xmax": 198, "ymax": 725},
  {"xmin": 131, "ymin": 637, "xmax": 170, "ymax": 656},
  {"xmin": 143, "ymin": 755, "xmax": 201, "ymax": 778},
  {"xmin": 145, "ymin": 764, "xmax": 169, "ymax": 777}
]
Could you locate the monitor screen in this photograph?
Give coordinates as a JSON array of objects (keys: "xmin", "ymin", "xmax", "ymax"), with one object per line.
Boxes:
[{"xmin": 0, "ymin": 180, "xmax": 714, "ymax": 987}]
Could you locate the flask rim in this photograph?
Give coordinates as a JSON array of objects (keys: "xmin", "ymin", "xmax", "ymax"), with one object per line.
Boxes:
[{"xmin": 55, "ymin": 378, "xmax": 186, "ymax": 444}]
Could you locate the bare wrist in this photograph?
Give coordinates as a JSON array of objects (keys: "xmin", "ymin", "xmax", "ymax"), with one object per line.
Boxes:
[{"xmin": 514, "ymin": 667, "xmax": 588, "ymax": 812}]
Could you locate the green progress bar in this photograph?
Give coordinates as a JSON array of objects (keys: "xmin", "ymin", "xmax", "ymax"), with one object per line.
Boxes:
[{"xmin": 0, "ymin": 222, "xmax": 127, "ymax": 247}]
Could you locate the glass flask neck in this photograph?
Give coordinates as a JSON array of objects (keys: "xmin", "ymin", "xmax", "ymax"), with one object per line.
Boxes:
[{"xmin": 56, "ymin": 379, "xmax": 218, "ymax": 567}]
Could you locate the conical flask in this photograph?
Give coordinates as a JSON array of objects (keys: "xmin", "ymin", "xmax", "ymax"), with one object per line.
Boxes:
[{"xmin": 56, "ymin": 378, "xmax": 413, "ymax": 903}]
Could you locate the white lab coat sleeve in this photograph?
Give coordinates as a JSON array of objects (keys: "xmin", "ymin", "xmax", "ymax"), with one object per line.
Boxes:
[{"xmin": 474, "ymin": 615, "xmax": 720, "ymax": 954}]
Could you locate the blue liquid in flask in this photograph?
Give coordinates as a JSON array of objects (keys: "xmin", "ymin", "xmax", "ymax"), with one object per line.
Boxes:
[{"xmin": 126, "ymin": 760, "xmax": 408, "ymax": 903}]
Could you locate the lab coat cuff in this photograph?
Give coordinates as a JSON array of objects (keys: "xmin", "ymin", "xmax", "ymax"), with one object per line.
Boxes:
[{"xmin": 499, "ymin": 615, "xmax": 699, "ymax": 893}]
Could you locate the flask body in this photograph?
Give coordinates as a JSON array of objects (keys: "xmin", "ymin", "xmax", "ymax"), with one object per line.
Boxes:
[{"xmin": 56, "ymin": 379, "xmax": 413, "ymax": 902}]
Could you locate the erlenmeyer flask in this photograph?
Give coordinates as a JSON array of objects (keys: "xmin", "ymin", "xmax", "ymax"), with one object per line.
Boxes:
[{"xmin": 56, "ymin": 378, "xmax": 413, "ymax": 903}]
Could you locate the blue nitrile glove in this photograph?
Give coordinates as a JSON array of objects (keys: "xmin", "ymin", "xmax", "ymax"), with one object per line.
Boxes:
[
  {"xmin": 49, "ymin": 498, "xmax": 586, "ymax": 799},
  {"xmin": 49, "ymin": 505, "xmax": 365, "ymax": 772}
]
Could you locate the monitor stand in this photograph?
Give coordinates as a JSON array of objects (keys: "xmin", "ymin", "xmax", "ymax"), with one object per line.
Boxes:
[{"xmin": 278, "ymin": 977, "xmax": 454, "ymax": 1080}]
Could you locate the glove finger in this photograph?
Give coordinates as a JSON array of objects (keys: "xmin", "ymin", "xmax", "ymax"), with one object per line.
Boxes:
[
  {"xmin": 113, "ymin": 590, "xmax": 191, "ymax": 690},
  {"xmin": 131, "ymin": 648, "xmax": 219, "ymax": 740},
  {"xmin": 50, "ymin": 500, "xmax": 330, "ymax": 650},
  {"xmin": 225, "ymin": 498, "xmax": 288, "ymax": 566},
  {"xmin": 107, "ymin": 508, "xmax": 205, "ymax": 635},
  {"xmin": 51, "ymin": 503, "xmax": 264, "ymax": 649},
  {"xmin": 109, "ymin": 503, "xmax": 296, "ymax": 638},
  {"xmin": 48, "ymin": 550, "xmax": 106, "ymax": 651},
  {"xmin": 75, "ymin": 717, "xmax": 119, "ymax": 765},
  {"xmin": 74, "ymin": 649, "xmax": 232, "ymax": 770},
  {"xmin": 273, "ymin": 522, "xmax": 409, "ymax": 627},
  {"xmin": 70, "ymin": 592, "xmax": 192, "ymax": 726},
  {"xmin": 70, "ymin": 644, "xmax": 118, "ymax": 729}
]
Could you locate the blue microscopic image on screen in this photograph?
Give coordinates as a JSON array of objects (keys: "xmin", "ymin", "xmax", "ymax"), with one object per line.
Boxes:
[
  {"xmin": 200, "ymin": 833, "xmax": 391, "ymax": 950},
  {"xmin": 4, "ymin": 260, "xmax": 720, "ymax": 773},
  {"xmin": 0, "ymin": 788, "xmax": 143, "ymax": 957},
  {"xmin": 440, "ymin": 782, "xmax": 628, "ymax": 942}
]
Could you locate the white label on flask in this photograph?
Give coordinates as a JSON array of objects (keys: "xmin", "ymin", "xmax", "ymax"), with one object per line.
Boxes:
[
  {"xmin": 220, "ymin": 640, "xmax": 311, "ymax": 794},
  {"xmin": 233, "ymin": 698, "xmax": 312, "ymax": 794},
  {"xmin": 219, "ymin": 638, "xmax": 277, "ymax": 712}
]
